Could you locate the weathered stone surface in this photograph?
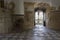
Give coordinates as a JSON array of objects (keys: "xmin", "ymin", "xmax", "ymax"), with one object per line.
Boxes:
[
  {"xmin": 46, "ymin": 10, "xmax": 60, "ymax": 30},
  {"xmin": 24, "ymin": 2, "xmax": 34, "ymax": 30},
  {"xmin": 0, "ymin": 8, "xmax": 13, "ymax": 33},
  {"xmin": 0, "ymin": 25, "xmax": 60, "ymax": 40}
]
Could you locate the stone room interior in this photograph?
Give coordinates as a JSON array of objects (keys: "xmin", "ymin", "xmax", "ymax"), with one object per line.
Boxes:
[{"xmin": 0, "ymin": 0, "xmax": 60, "ymax": 40}]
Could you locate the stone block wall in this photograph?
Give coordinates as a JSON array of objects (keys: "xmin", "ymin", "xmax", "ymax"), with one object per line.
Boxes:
[
  {"xmin": 0, "ymin": 8, "xmax": 13, "ymax": 33},
  {"xmin": 24, "ymin": 2, "xmax": 34, "ymax": 30},
  {"xmin": 12, "ymin": 14, "xmax": 24, "ymax": 32},
  {"xmin": 46, "ymin": 10, "xmax": 60, "ymax": 30},
  {"xmin": 24, "ymin": 11, "xmax": 34, "ymax": 30}
]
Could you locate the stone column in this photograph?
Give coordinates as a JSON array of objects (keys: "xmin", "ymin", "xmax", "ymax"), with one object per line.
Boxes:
[
  {"xmin": 24, "ymin": 3, "xmax": 34, "ymax": 30},
  {"xmin": 13, "ymin": 0, "xmax": 24, "ymax": 14}
]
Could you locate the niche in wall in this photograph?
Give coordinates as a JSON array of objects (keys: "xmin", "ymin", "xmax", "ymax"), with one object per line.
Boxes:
[{"xmin": 0, "ymin": 0, "xmax": 4, "ymax": 8}]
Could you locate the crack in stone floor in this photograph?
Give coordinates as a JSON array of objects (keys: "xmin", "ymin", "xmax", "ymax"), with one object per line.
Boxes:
[{"xmin": 0, "ymin": 25, "xmax": 60, "ymax": 40}]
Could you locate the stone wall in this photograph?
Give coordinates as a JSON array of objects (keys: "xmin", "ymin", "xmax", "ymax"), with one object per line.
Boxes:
[
  {"xmin": 12, "ymin": 14, "xmax": 24, "ymax": 32},
  {"xmin": 46, "ymin": 10, "xmax": 60, "ymax": 30},
  {"xmin": 24, "ymin": 11, "xmax": 34, "ymax": 30},
  {"xmin": 24, "ymin": 2, "xmax": 34, "ymax": 30},
  {"xmin": 0, "ymin": 8, "xmax": 13, "ymax": 33}
]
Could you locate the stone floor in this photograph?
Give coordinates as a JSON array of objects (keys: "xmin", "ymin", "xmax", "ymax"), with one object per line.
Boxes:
[{"xmin": 0, "ymin": 25, "xmax": 60, "ymax": 40}]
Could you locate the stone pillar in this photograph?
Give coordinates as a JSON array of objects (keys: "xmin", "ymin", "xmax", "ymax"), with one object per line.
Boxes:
[
  {"xmin": 13, "ymin": 0, "xmax": 24, "ymax": 14},
  {"xmin": 24, "ymin": 2, "xmax": 34, "ymax": 30},
  {"xmin": 12, "ymin": 0, "xmax": 24, "ymax": 32}
]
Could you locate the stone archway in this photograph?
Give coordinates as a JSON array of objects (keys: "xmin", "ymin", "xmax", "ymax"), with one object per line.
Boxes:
[
  {"xmin": 24, "ymin": 2, "xmax": 53, "ymax": 30},
  {"xmin": 34, "ymin": 2, "xmax": 51, "ymax": 26},
  {"xmin": 34, "ymin": 2, "xmax": 51, "ymax": 13}
]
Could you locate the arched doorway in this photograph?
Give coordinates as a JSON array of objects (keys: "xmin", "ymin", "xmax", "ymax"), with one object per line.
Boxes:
[
  {"xmin": 34, "ymin": 7, "xmax": 46, "ymax": 26},
  {"xmin": 34, "ymin": 3, "xmax": 50, "ymax": 26}
]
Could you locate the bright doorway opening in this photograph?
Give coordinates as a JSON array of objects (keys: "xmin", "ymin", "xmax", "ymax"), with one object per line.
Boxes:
[{"xmin": 35, "ymin": 10, "xmax": 44, "ymax": 25}]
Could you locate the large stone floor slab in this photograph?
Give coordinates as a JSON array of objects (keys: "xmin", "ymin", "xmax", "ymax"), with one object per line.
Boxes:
[{"xmin": 0, "ymin": 25, "xmax": 60, "ymax": 40}]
